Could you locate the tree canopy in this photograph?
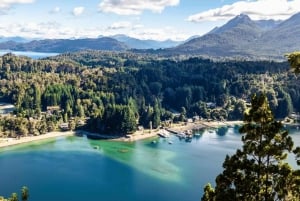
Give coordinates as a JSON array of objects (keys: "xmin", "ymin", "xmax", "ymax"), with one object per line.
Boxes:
[
  {"xmin": 286, "ymin": 51, "xmax": 300, "ymax": 74},
  {"xmin": 202, "ymin": 93, "xmax": 300, "ymax": 201}
]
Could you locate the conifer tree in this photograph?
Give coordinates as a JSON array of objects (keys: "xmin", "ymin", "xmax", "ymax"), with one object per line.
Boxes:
[
  {"xmin": 152, "ymin": 99, "xmax": 161, "ymax": 129},
  {"xmin": 202, "ymin": 93, "xmax": 300, "ymax": 201}
]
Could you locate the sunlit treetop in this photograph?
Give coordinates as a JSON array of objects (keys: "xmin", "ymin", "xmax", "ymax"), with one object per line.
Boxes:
[{"xmin": 286, "ymin": 51, "xmax": 300, "ymax": 74}]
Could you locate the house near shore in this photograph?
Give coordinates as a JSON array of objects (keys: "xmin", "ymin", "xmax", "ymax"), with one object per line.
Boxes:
[
  {"xmin": 59, "ymin": 123, "xmax": 69, "ymax": 131},
  {"xmin": 206, "ymin": 102, "xmax": 216, "ymax": 109},
  {"xmin": 290, "ymin": 112, "xmax": 300, "ymax": 122},
  {"xmin": 0, "ymin": 103, "xmax": 15, "ymax": 115},
  {"xmin": 193, "ymin": 115, "xmax": 200, "ymax": 122},
  {"xmin": 46, "ymin": 106, "xmax": 61, "ymax": 115}
]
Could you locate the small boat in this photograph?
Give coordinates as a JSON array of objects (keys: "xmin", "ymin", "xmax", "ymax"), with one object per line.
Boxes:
[
  {"xmin": 168, "ymin": 141, "xmax": 173, "ymax": 144},
  {"xmin": 177, "ymin": 132, "xmax": 186, "ymax": 138},
  {"xmin": 151, "ymin": 140, "xmax": 157, "ymax": 144},
  {"xmin": 158, "ymin": 130, "xmax": 170, "ymax": 138},
  {"xmin": 93, "ymin": 146, "xmax": 100, "ymax": 149}
]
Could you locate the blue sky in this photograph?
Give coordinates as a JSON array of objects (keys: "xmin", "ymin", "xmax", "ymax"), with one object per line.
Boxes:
[{"xmin": 0, "ymin": 0, "xmax": 299, "ymax": 41}]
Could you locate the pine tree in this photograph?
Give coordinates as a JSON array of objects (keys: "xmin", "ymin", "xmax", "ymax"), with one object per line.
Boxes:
[
  {"xmin": 202, "ymin": 93, "xmax": 300, "ymax": 201},
  {"xmin": 21, "ymin": 186, "xmax": 29, "ymax": 201},
  {"xmin": 152, "ymin": 99, "xmax": 161, "ymax": 129},
  {"xmin": 120, "ymin": 105, "xmax": 137, "ymax": 134}
]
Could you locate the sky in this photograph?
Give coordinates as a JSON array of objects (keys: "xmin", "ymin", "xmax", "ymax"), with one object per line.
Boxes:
[{"xmin": 0, "ymin": 0, "xmax": 299, "ymax": 41}]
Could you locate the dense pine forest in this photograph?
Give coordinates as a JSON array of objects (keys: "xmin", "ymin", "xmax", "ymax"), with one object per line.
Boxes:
[{"xmin": 0, "ymin": 50, "xmax": 299, "ymax": 137}]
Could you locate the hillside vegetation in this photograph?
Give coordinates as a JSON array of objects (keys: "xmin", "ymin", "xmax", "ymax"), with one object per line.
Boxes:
[{"xmin": 0, "ymin": 51, "xmax": 298, "ymax": 136}]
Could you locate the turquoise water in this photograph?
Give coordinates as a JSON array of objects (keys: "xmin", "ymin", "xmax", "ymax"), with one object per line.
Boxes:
[{"xmin": 0, "ymin": 126, "xmax": 299, "ymax": 201}]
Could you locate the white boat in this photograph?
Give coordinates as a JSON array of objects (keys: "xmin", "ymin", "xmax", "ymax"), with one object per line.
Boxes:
[
  {"xmin": 158, "ymin": 130, "xmax": 170, "ymax": 138},
  {"xmin": 177, "ymin": 132, "xmax": 186, "ymax": 138},
  {"xmin": 168, "ymin": 141, "xmax": 173, "ymax": 144}
]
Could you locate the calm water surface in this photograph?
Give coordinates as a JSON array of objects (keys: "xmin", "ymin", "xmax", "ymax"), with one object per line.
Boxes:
[
  {"xmin": 0, "ymin": 50, "xmax": 58, "ymax": 59},
  {"xmin": 0, "ymin": 126, "xmax": 299, "ymax": 201}
]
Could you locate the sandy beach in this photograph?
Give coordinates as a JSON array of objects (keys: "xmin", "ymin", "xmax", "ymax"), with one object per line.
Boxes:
[
  {"xmin": 0, "ymin": 120, "xmax": 243, "ymax": 148},
  {"xmin": 0, "ymin": 131, "xmax": 75, "ymax": 149}
]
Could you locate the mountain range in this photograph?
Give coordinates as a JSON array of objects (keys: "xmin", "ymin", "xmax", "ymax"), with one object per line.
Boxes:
[
  {"xmin": 0, "ymin": 37, "xmax": 128, "ymax": 53},
  {"xmin": 169, "ymin": 13, "xmax": 300, "ymax": 59},
  {"xmin": 0, "ymin": 12, "xmax": 299, "ymax": 59},
  {"xmin": 110, "ymin": 34, "xmax": 181, "ymax": 49},
  {"xmin": 0, "ymin": 35, "xmax": 182, "ymax": 53}
]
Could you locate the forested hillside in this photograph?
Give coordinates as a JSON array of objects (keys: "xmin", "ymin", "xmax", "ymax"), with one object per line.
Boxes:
[{"xmin": 0, "ymin": 51, "xmax": 298, "ymax": 137}]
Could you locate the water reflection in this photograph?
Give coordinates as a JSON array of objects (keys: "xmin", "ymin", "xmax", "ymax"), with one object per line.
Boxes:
[{"xmin": 216, "ymin": 127, "xmax": 228, "ymax": 136}]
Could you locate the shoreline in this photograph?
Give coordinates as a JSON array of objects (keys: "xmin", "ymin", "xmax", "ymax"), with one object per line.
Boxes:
[
  {"xmin": 116, "ymin": 120, "xmax": 243, "ymax": 142},
  {"xmin": 0, "ymin": 120, "xmax": 243, "ymax": 149},
  {"xmin": 0, "ymin": 131, "xmax": 75, "ymax": 149}
]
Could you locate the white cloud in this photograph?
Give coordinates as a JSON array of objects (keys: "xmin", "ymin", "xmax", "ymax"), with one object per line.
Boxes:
[
  {"xmin": 188, "ymin": 0, "xmax": 300, "ymax": 22},
  {"xmin": 0, "ymin": 21, "xmax": 107, "ymax": 39},
  {"xmin": 99, "ymin": 0, "xmax": 180, "ymax": 15},
  {"xmin": 132, "ymin": 24, "xmax": 144, "ymax": 29},
  {"xmin": 127, "ymin": 26, "xmax": 189, "ymax": 41},
  {"xmin": 50, "ymin": 6, "xmax": 61, "ymax": 14},
  {"xmin": 72, "ymin": 6, "xmax": 85, "ymax": 16},
  {"xmin": 0, "ymin": 0, "xmax": 34, "ymax": 9},
  {"xmin": 0, "ymin": 0, "xmax": 34, "ymax": 14},
  {"xmin": 0, "ymin": 21, "xmax": 190, "ymax": 41},
  {"xmin": 108, "ymin": 21, "xmax": 132, "ymax": 30}
]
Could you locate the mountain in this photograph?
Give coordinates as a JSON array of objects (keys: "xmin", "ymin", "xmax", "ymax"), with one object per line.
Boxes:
[
  {"xmin": 255, "ymin": 19, "xmax": 282, "ymax": 31},
  {"xmin": 168, "ymin": 12, "xmax": 300, "ymax": 59},
  {"xmin": 171, "ymin": 14, "xmax": 263, "ymax": 57},
  {"xmin": 253, "ymin": 12, "xmax": 300, "ymax": 57},
  {"xmin": 209, "ymin": 14, "xmax": 261, "ymax": 35},
  {"xmin": 0, "ymin": 37, "xmax": 128, "ymax": 53},
  {"xmin": 0, "ymin": 36, "xmax": 31, "ymax": 43},
  {"xmin": 183, "ymin": 35, "xmax": 201, "ymax": 42},
  {"xmin": 0, "ymin": 13, "xmax": 298, "ymax": 59},
  {"xmin": 111, "ymin": 34, "xmax": 181, "ymax": 49}
]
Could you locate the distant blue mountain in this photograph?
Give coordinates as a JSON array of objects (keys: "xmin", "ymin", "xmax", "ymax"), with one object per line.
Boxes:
[
  {"xmin": 0, "ymin": 36, "xmax": 31, "ymax": 43},
  {"xmin": 111, "ymin": 34, "xmax": 181, "ymax": 49},
  {"xmin": 0, "ymin": 37, "xmax": 129, "ymax": 53}
]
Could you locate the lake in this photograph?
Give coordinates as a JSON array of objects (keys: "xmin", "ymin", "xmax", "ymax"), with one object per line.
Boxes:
[
  {"xmin": 0, "ymin": 50, "xmax": 58, "ymax": 59},
  {"xmin": 0, "ymin": 126, "xmax": 299, "ymax": 201}
]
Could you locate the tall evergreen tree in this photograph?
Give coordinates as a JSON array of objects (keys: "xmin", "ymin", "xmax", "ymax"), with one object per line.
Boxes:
[
  {"xmin": 21, "ymin": 186, "xmax": 29, "ymax": 201},
  {"xmin": 202, "ymin": 93, "xmax": 300, "ymax": 201},
  {"xmin": 152, "ymin": 99, "xmax": 161, "ymax": 129},
  {"xmin": 120, "ymin": 105, "xmax": 137, "ymax": 134}
]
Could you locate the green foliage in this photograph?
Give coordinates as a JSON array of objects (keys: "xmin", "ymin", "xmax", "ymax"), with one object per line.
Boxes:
[
  {"xmin": 286, "ymin": 51, "xmax": 300, "ymax": 74},
  {"xmin": 0, "ymin": 51, "xmax": 298, "ymax": 137},
  {"xmin": 202, "ymin": 93, "xmax": 300, "ymax": 200},
  {"xmin": 202, "ymin": 183, "xmax": 215, "ymax": 201},
  {"xmin": 21, "ymin": 186, "xmax": 29, "ymax": 201},
  {"xmin": 0, "ymin": 187, "xmax": 29, "ymax": 201}
]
